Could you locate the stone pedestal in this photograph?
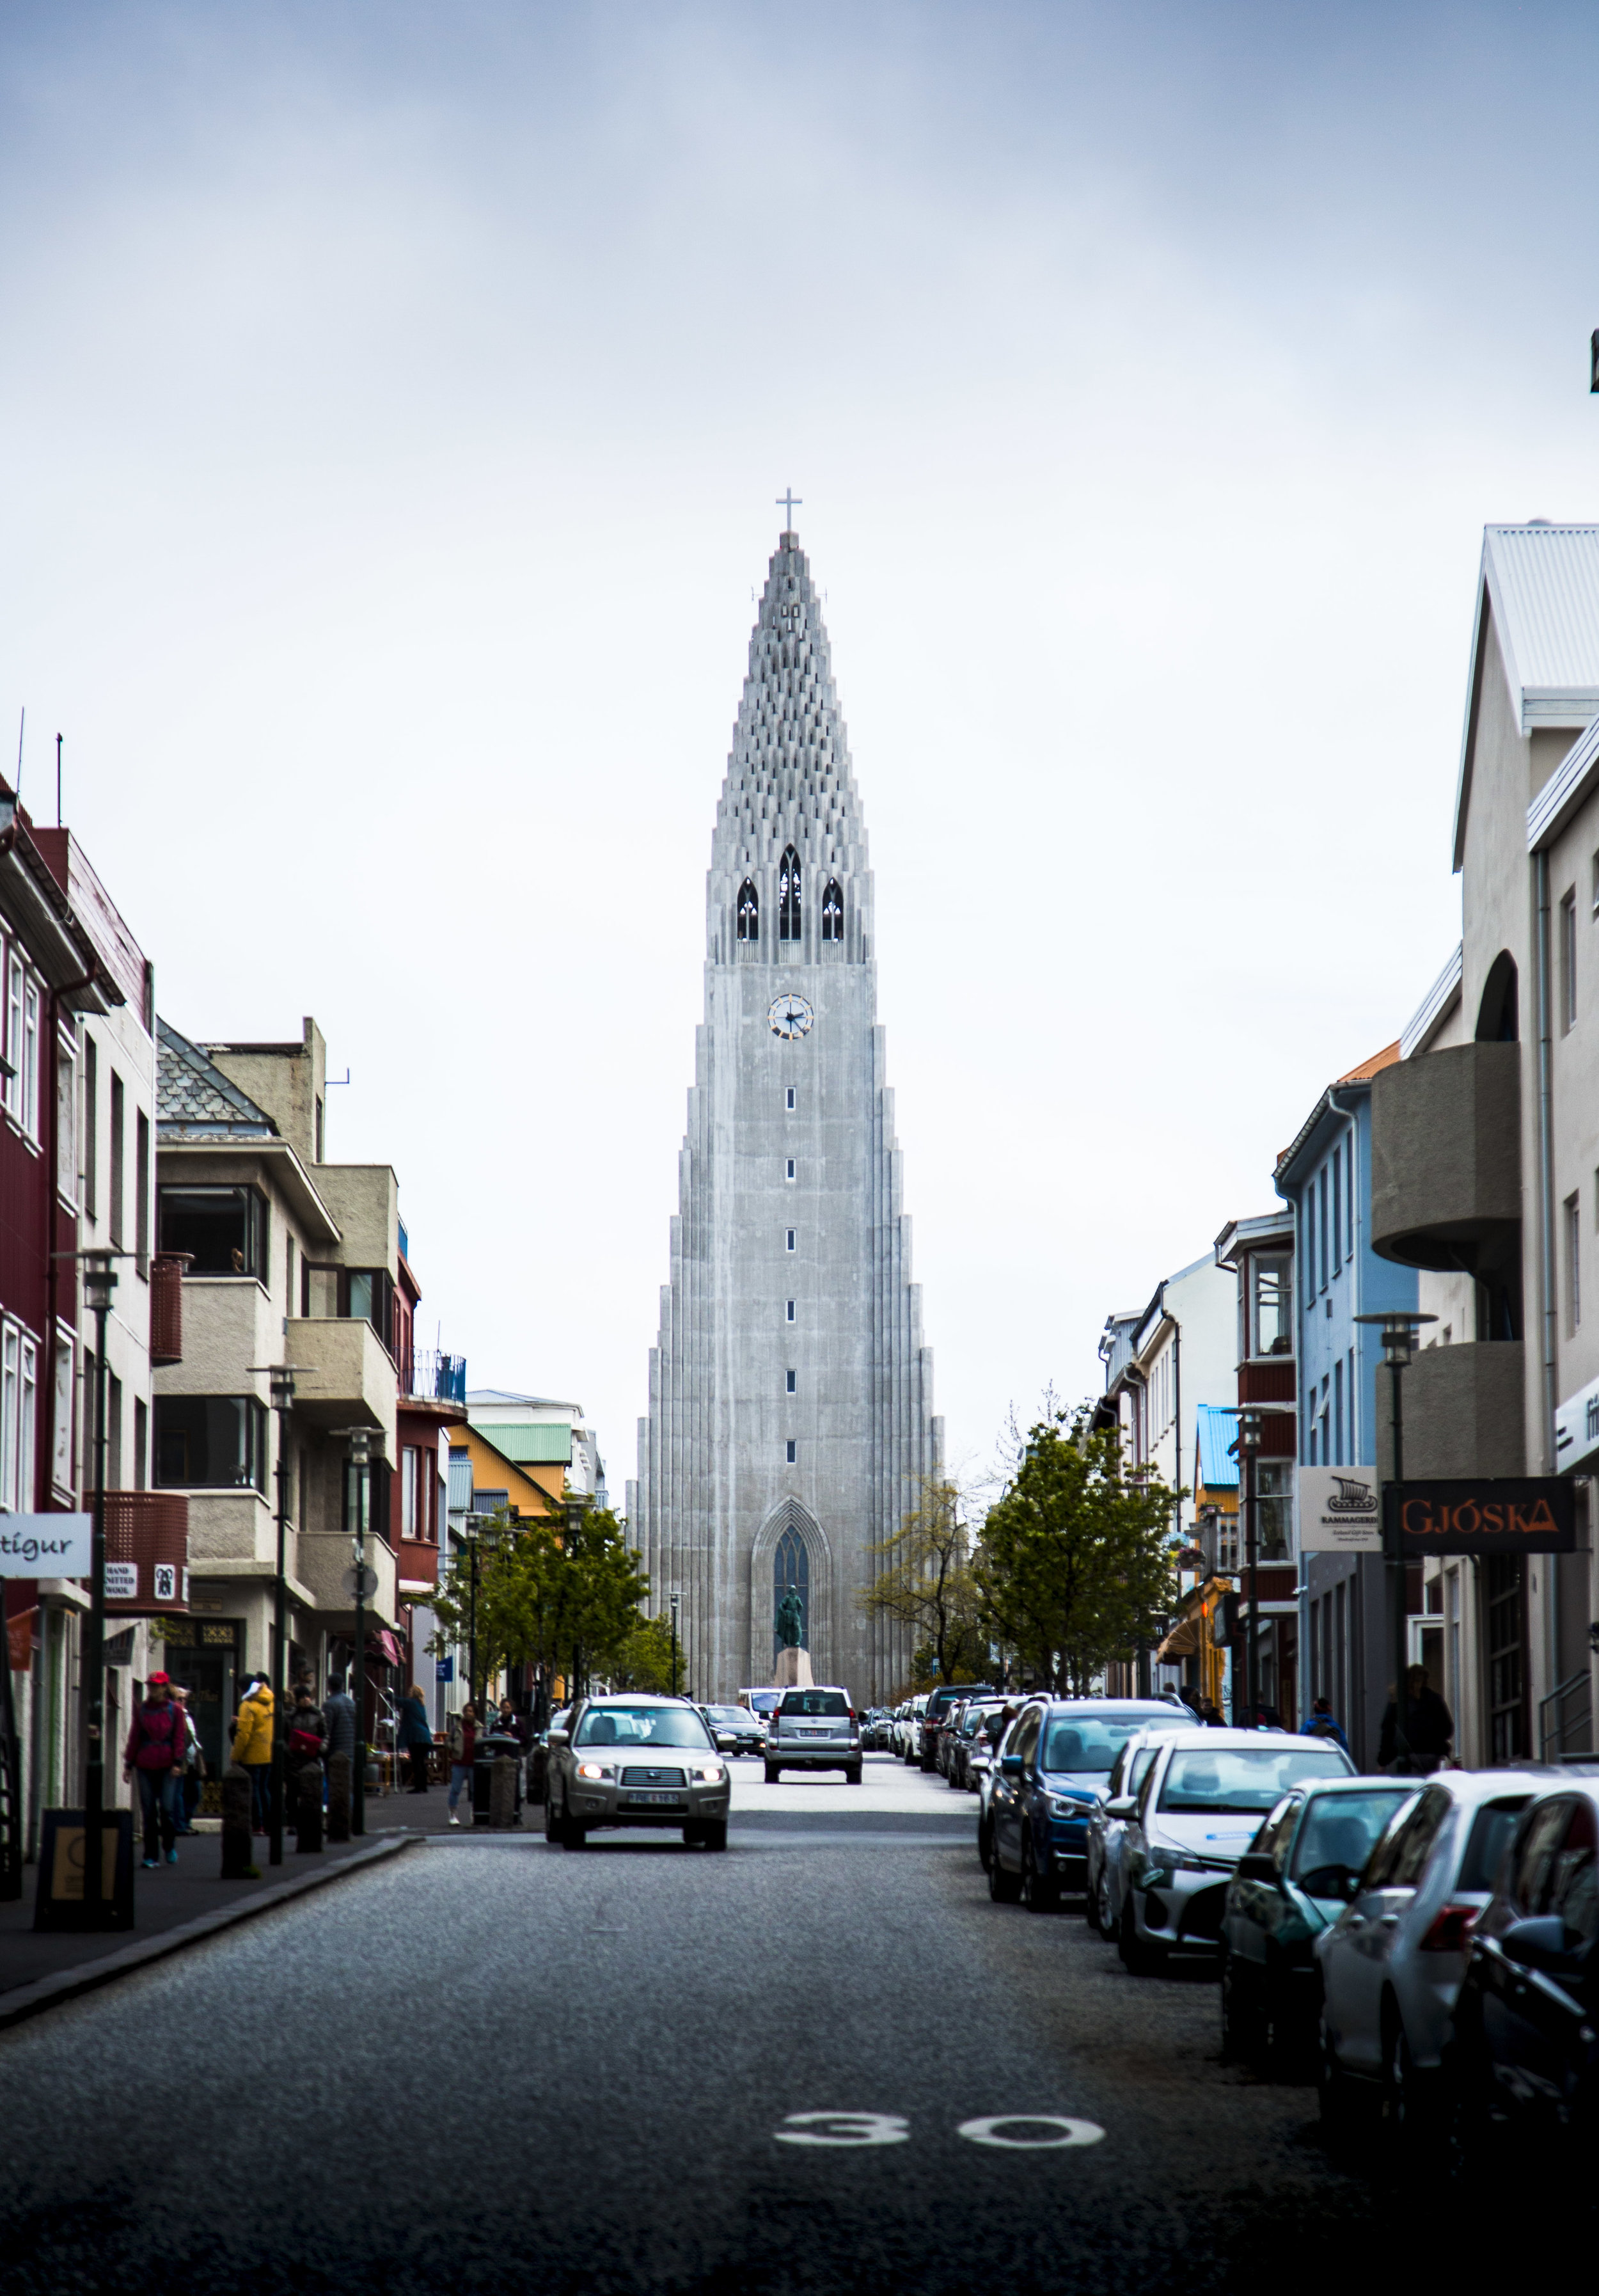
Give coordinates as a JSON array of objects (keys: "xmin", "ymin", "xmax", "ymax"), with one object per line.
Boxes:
[{"xmin": 773, "ymin": 1645, "xmax": 814, "ymax": 1689}]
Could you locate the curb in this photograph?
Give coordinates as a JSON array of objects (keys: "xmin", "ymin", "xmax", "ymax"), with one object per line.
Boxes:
[{"xmin": 0, "ymin": 1832, "xmax": 424, "ymax": 2037}]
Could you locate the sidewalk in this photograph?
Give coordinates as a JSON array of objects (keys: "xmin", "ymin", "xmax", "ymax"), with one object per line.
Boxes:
[{"xmin": 0, "ymin": 1817, "xmax": 422, "ymax": 2029}]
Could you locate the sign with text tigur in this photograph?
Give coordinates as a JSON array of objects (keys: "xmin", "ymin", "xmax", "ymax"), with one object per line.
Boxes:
[{"xmin": 1387, "ymin": 1480, "xmax": 1575, "ymax": 1557}]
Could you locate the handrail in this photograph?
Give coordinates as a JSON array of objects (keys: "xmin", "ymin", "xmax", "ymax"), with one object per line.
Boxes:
[{"xmin": 1537, "ymin": 1668, "xmax": 1594, "ymax": 1759}]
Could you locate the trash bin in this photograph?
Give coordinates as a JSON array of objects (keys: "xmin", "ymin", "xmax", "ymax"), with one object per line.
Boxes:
[{"xmin": 471, "ymin": 1732, "xmax": 524, "ymax": 1828}]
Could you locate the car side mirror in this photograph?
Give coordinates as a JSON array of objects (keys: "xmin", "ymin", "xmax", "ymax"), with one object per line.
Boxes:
[
  {"xmin": 1104, "ymin": 1795, "xmax": 1137, "ymax": 1821},
  {"xmin": 1235, "ymin": 1852, "xmax": 1279, "ymax": 1886},
  {"xmin": 548, "ymin": 1729, "xmax": 569, "ymax": 1747},
  {"xmin": 1501, "ymin": 1913, "xmax": 1578, "ymax": 1972},
  {"xmin": 1000, "ymin": 1754, "xmax": 1023, "ymax": 1777}
]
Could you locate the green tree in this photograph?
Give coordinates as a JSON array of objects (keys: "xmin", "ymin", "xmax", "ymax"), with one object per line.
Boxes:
[
  {"xmin": 859, "ymin": 1478, "xmax": 989, "ymax": 1690},
  {"xmin": 975, "ymin": 1409, "xmax": 1176, "ymax": 1695},
  {"xmin": 608, "ymin": 1610, "xmax": 680, "ymax": 1693},
  {"xmin": 430, "ymin": 1505, "xmax": 651, "ymax": 1698}
]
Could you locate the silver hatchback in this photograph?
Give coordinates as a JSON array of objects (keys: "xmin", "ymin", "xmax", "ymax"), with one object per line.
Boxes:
[
  {"xmin": 766, "ymin": 1686, "xmax": 862, "ymax": 1782},
  {"xmin": 545, "ymin": 1695, "xmax": 730, "ymax": 1850}
]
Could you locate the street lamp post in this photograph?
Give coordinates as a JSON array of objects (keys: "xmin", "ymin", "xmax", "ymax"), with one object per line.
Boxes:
[
  {"xmin": 565, "ymin": 1497, "xmax": 587, "ymax": 1701},
  {"xmin": 1357, "ymin": 1310, "xmax": 1436, "ymax": 1771},
  {"xmin": 265, "ymin": 1365, "xmax": 298, "ymax": 1869},
  {"xmin": 343, "ymin": 1426, "xmax": 374, "ymax": 1836},
  {"xmin": 669, "ymin": 1595, "xmax": 680, "ymax": 1699},
  {"xmin": 81, "ymin": 1253, "xmax": 116, "ymax": 1917},
  {"xmin": 1238, "ymin": 1407, "xmax": 1261, "ymax": 1728}
]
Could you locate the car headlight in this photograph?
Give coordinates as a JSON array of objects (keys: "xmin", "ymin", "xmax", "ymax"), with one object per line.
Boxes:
[
  {"xmin": 1046, "ymin": 1793, "xmax": 1093, "ymax": 1818},
  {"xmin": 691, "ymin": 1762, "xmax": 726, "ymax": 1784},
  {"xmin": 576, "ymin": 1761, "xmax": 615, "ymax": 1782}
]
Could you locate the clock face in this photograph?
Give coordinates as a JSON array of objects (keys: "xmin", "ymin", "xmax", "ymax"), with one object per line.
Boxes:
[{"xmin": 768, "ymin": 992, "xmax": 815, "ymax": 1041}]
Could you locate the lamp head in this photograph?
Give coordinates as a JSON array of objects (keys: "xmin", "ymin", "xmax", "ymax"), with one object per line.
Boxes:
[{"xmin": 82, "ymin": 1252, "xmax": 116, "ymax": 1313}]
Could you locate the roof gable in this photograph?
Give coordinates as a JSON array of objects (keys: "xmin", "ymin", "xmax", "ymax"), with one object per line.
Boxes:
[{"xmin": 157, "ymin": 1019, "xmax": 276, "ymax": 1137}]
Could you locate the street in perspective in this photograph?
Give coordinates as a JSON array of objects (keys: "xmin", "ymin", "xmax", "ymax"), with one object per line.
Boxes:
[{"xmin": 3, "ymin": 10, "xmax": 1599, "ymax": 2295}]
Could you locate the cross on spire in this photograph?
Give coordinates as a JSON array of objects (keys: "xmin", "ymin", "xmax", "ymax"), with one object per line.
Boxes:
[{"xmin": 777, "ymin": 488, "xmax": 802, "ymax": 532}]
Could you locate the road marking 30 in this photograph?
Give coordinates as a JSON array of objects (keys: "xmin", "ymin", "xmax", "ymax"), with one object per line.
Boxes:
[
  {"xmin": 771, "ymin": 2112, "xmax": 1105, "ymax": 2151},
  {"xmin": 957, "ymin": 2116, "xmax": 1105, "ymax": 2150},
  {"xmin": 773, "ymin": 2113, "xmax": 911, "ymax": 2147}
]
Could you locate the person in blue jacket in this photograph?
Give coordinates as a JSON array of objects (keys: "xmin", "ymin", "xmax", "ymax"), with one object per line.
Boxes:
[{"xmin": 1298, "ymin": 1694, "xmax": 1350, "ymax": 1753}]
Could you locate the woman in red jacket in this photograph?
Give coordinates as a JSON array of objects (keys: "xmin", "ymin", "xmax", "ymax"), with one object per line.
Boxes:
[{"xmin": 122, "ymin": 1671, "xmax": 187, "ymax": 1869}]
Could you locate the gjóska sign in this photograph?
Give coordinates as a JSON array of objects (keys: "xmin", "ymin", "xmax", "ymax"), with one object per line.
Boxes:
[{"xmin": 1387, "ymin": 1480, "xmax": 1575, "ymax": 1556}]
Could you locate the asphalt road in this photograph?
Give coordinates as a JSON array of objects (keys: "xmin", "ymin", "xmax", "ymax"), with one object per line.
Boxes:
[{"xmin": 0, "ymin": 1757, "xmax": 1421, "ymax": 2296}]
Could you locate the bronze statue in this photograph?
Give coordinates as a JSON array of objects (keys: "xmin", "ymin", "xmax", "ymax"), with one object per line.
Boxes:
[{"xmin": 775, "ymin": 1588, "xmax": 805, "ymax": 1649}]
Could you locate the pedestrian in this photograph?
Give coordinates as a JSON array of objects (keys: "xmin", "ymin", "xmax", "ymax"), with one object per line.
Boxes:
[
  {"xmin": 446, "ymin": 1701, "xmax": 480, "ymax": 1827},
  {"xmin": 1378, "ymin": 1663, "xmax": 1454, "ymax": 1773},
  {"xmin": 1298, "ymin": 1694, "xmax": 1350, "ymax": 1753},
  {"xmin": 1199, "ymin": 1696, "xmax": 1227, "ymax": 1727},
  {"xmin": 492, "ymin": 1695, "xmax": 527, "ymax": 1750},
  {"xmin": 287, "ymin": 1686, "xmax": 327, "ymax": 1823},
  {"xmin": 397, "ymin": 1683, "xmax": 434, "ymax": 1793},
  {"xmin": 231, "ymin": 1672, "xmax": 275, "ymax": 1835},
  {"xmin": 122, "ymin": 1671, "xmax": 187, "ymax": 1868},
  {"xmin": 324, "ymin": 1673, "xmax": 357, "ymax": 1794},
  {"xmin": 171, "ymin": 1683, "xmax": 205, "ymax": 1833}
]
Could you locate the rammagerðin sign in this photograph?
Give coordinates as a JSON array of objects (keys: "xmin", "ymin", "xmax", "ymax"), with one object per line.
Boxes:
[{"xmin": 1386, "ymin": 1480, "xmax": 1575, "ymax": 1556}]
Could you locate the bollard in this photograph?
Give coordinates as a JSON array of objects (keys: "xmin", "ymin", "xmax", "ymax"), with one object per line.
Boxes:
[
  {"xmin": 221, "ymin": 1764, "xmax": 256, "ymax": 1879},
  {"xmin": 490, "ymin": 1753, "xmax": 517, "ymax": 1830},
  {"xmin": 295, "ymin": 1764, "xmax": 324, "ymax": 1853},
  {"xmin": 326, "ymin": 1752, "xmax": 351, "ymax": 1844}
]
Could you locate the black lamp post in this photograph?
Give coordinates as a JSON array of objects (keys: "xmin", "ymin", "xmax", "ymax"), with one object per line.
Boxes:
[
  {"xmin": 1356, "ymin": 1310, "xmax": 1436, "ymax": 1771},
  {"xmin": 564, "ymin": 1496, "xmax": 587, "ymax": 1700},
  {"xmin": 1238, "ymin": 1407, "xmax": 1261, "ymax": 1727},
  {"xmin": 81, "ymin": 1251, "xmax": 116, "ymax": 1918},
  {"xmin": 669, "ymin": 1594, "xmax": 680, "ymax": 1699},
  {"xmin": 343, "ymin": 1425, "xmax": 374, "ymax": 1835},
  {"xmin": 253, "ymin": 1363, "xmax": 306, "ymax": 1871}
]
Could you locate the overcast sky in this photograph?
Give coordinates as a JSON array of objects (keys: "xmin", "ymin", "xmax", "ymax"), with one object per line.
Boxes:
[{"xmin": 3, "ymin": 1, "xmax": 1598, "ymax": 1489}]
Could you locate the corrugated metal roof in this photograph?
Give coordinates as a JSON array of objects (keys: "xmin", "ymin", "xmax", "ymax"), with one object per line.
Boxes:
[
  {"xmin": 1195, "ymin": 1404, "xmax": 1240, "ymax": 1491},
  {"xmin": 487, "ymin": 1424, "xmax": 573, "ymax": 1465},
  {"xmin": 1485, "ymin": 525, "xmax": 1599, "ymax": 721}
]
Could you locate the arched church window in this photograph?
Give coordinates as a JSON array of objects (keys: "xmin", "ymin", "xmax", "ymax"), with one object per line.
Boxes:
[
  {"xmin": 774, "ymin": 1526, "xmax": 809, "ymax": 1654},
  {"xmin": 821, "ymin": 879, "xmax": 843, "ymax": 942},
  {"xmin": 778, "ymin": 846, "xmax": 802, "ymax": 940},
  {"xmin": 737, "ymin": 880, "xmax": 759, "ymax": 942}
]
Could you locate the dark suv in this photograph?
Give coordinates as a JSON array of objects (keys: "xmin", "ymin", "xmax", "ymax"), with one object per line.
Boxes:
[{"xmin": 919, "ymin": 1684, "xmax": 994, "ymax": 1773}]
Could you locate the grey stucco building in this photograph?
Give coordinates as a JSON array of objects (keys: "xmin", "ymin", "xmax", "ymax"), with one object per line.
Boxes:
[{"xmin": 627, "ymin": 529, "xmax": 942, "ymax": 1705}]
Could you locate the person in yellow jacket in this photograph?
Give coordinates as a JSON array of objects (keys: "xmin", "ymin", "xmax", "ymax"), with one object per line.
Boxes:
[{"xmin": 232, "ymin": 1674, "xmax": 275, "ymax": 1836}]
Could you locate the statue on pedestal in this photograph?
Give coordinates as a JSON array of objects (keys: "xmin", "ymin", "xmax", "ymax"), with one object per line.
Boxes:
[{"xmin": 775, "ymin": 1589, "xmax": 805, "ymax": 1650}]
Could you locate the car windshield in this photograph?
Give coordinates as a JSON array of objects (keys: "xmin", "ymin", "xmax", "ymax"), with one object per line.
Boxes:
[
  {"xmin": 1159, "ymin": 1746, "xmax": 1350, "ymax": 1814},
  {"xmin": 1290, "ymin": 1790, "xmax": 1413, "ymax": 1894},
  {"xmin": 704, "ymin": 1707, "xmax": 747, "ymax": 1727},
  {"xmin": 1043, "ymin": 1714, "xmax": 1177, "ymax": 1776},
  {"xmin": 781, "ymin": 1691, "xmax": 849, "ymax": 1716},
  {"xmin": 574, "ymin": 1706, "xmax": 713, "ymax": 1750}
]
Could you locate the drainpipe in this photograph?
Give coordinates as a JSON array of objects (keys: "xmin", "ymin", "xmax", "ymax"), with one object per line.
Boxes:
[{"xmin": 1534, "ymin": 846, "xmax": 1559, "ymax": 1704}]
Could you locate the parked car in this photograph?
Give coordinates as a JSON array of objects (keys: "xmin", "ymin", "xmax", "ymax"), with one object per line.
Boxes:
[
  {"xmin": 1219, "ymin": 1777, "xmax": 1418, "ymax": 2062},
  {"xmin": 948, "ymin": 1698, "xmax": 1008, "ymax": 1791},
  {"xmin": 544, "ymin": 1695, "xmax": 730, "ymax": 1851},
  {"xmin": 988, "ymin": 1698, "xmax": 1199, "ymax": 1911},
  {"xmin": 1115, "ymin": 1729, "xmax": 1354, "ymax": 1972},
  {"xmin": 1438, "ymin": 1778, "xmax": 1598, "ymax": 2169},
  {"xmin": 698, "ymin": 1703, "xmax": 767, "ymax": 1759},
  {"xmin": 920, "ymin": 1683, "xmax": 993, "ymax": 1773},
  {"xmin": 977, "ymin": 1713, "xmax": 1023, "ymax": 1871},
  {"xmin": 903, "ymin": 1694, "xmax": 931, "ymax": 1762},
  {"xmin": 1084, "ymin": 1718, "xmax": 1199, "ymax": 1935},
  {"xmin": 1315, "ymin": 1768, "xmax": 1546, "ymax": 2129},
  {"xmin": 963, "ymin": 1703, "xmax": 1016, "ymax": 1800},
  {"xmin": 765, "ymin": 1686, "xmax": 863, "ymax": 1782},
  {"xmin": 866, "ymin": 1707, "xmax": 895, "ymax": 1751}
]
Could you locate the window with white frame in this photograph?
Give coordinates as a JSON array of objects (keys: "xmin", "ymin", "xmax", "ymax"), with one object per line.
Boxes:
[
  {"xmin": 51, "ymin": 1327, "xmax": 75, "ymax": 1496},
  {"xmin": 4, "ymin": 954, "xmax": 21, "ymax": 1123},
  {"xmin": 19, "ymin": 1336, "xmax": 36, "ymax": 1510},
  {"xmin": 1, "ymin": 1323, "xmax": 19, "ymax": 1509},
  {"xmin": 1566, "ymin": 1192, "xmax": 1582, "ymax": 1334},
  {"xmin": 56, "ymin": 1030, "xmax": 77, "ymax": 1202},
  {"xmin": 20, "ymin": 977, "xmax": 39, "ymax": 1138}
]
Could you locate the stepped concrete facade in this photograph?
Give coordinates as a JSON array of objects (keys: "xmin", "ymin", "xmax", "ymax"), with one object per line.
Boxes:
[{"xmin": 627, "ymin": 530, "xmax": 942, "ymax": 1704}]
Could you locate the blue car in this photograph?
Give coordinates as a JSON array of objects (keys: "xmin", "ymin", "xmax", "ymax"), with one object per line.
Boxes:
[{"xmin": 988, "ymin": 1697, "xmax": 1192, "ymax": 1911}]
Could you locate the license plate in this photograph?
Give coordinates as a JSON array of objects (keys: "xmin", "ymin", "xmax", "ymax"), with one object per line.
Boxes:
[{"xmin": 624, "ymin": 1791, "xmax": 685, "ymax": 1807}]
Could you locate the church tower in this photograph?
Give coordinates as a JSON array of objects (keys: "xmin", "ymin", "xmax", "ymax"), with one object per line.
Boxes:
[{"xmin": 627, "ymin": 528, "xmax": 943, "ymax": 1704}]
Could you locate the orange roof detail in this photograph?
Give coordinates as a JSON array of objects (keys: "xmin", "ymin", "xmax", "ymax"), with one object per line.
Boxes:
[{"xmin": 1337, "ymin": 1041, "xmax": 1400, "ymax": 1084}]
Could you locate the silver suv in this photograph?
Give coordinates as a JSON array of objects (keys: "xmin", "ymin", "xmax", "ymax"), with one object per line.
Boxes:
[
  {"xmin": 545, "ymin": 1695, "xmax": 730, "ymax": 1850},
  {"xmin": 765, "ymin": 1687, "xmax": 862, "ymax": 1783}
]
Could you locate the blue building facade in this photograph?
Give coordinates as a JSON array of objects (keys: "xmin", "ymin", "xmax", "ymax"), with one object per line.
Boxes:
[{"xmin": 1273, "ymin": 1050, "xmax": 1417, "ymax": 1765}]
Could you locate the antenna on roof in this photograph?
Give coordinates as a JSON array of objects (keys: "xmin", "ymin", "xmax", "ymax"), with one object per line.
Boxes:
[
  {"xmin": 56, "ymin": 733, "xmax": 62, "ymax": 827},
  {"xmin": 1590, "ymin": 328, "xmax": 1599, "ymax": 392},
  {"xmin": 13, "ymin": 707, "xmax": 22, "ymax": 800}
]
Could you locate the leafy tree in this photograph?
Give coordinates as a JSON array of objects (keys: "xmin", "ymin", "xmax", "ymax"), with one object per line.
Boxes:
[
  {"xmin": 430, "ymin": 1505, "xmax": 651, "ymax": 1699},
  {"xmin": 608, "ymin": 1610, "xmax": 680, "ymax": 1693},
  {"xmin": 860, "ymin": 1478, "xmax": 989, "ymax": 1690},
  {"xmin": 975, "ymin": 1409, "xmax": 1176, "ymax": 1695}
]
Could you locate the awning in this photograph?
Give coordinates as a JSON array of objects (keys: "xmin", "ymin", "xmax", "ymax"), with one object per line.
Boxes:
[
  {"xmin": 368, "ymin": 1628, "xmax": 404, "ymax": 1668},
  {"xmin": 1155, "ymin": 1578, "xmax": 1233, "ymax": 1664},
  {"xmin": 1156, "ymin": 1618, "xmax": 1201, "ymax": 1660}
]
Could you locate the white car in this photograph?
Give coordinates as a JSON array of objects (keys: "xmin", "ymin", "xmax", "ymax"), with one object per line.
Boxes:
[
  {"xmin": 1116, "ymin": 1729, "xmax": 1355, "ymax": 1973},
  {"xmin": 1315, "ymin": 1766, "xmax": 1547, "ymax": 2126},
  {"xmin": 1083, "ymin": 1719, "xmax": 1199, "ymax": 1938}
]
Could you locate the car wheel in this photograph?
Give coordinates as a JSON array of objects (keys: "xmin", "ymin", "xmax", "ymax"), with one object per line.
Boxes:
[
  {"xmin": 544, "ymin": 1790, "xmax": 566, "ymax": 1846},
  {"xmin": 977, "ymin": 1816, "xmax": 993, "ymax": 1873},
  {"xmin": 1084, "ymin": 1866, "xmax": 1103, "ymax": 1933},
  {"xmin": 562, "ymin": 1821, "xmax": 588, "ymax": 1851},
  {"xmin": 1220, "ymin": 1949, "xmax": 1264, "ymax": 2063},
  {"xmin": 988, "ymin": 1841, "xmax": 1023, "ymax": 1903},
  {"xmin": 764, "ymin": 1764, "xmax": 780, "ymax": 1784},
  {"xmin": 845, "ymin": 1765, "xmax": 862, "ymax": 1785},
  {"xmin": 1119, "ymin": 1896, "xmax": 1162, "ymax": 1977},
  {"xmin": 702, "ymin": 1819, "xmax": 729, "ymax": 1853},
  {"xmin": 1381, "ymin": 2017, "xmax": 1438, "ymax": 2160},
  {"xmin": 1022, "ymin": 1837, "xmax": 1060, "ymax": 1913}
]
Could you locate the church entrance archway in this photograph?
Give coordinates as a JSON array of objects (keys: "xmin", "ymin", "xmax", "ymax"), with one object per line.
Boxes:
[
  {"xmin": 751, "ymin": 1497, "xmax": 831, "ymax": 1687},
  {"xmin": 773, "ymin": 1526, "xmax": 810, "ymax": 1660}
]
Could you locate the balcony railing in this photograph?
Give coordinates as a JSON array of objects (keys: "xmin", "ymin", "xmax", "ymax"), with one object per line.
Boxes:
[
  {"xmin": 402, "ymin": 1348, "xmax": 467, "ymax": 1405},
  {"xmin": 104, "ymin": 1491, "xmax": 191, "ymax": 1614}
]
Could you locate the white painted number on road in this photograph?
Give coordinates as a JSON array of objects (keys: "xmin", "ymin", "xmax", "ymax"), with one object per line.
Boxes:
[
  {"xmin": 773, "ymin": 2112, "xmax": 911, "ymax": 2148},
  {"xmin": 957, "ymin": 2116, "xmax": 1105, "ymax": 2151}
]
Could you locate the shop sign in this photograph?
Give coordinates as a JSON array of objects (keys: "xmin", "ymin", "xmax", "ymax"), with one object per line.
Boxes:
[
  {"xmin": 105, "ymin": 1562, "xmax": 138, "ymax": 1600},
  {"xmin": 0, "ymin": 1513, "xmax": 90, "ymax": 1576},
  {"xmin": 1554, "ymin": 1372, "xmax": 1599, "ymax": 1475},
  {"xmin": 1387, "ymin": 1479, "xmax": 1576, "ymax": 1556},
  {"xmin": 436, "ymin": 1656, "xmax": 455, "ymax": 1682},
  {"xmin": 1298, "ymin": 1468, "xmax": 1382, "ymax": 1553}
]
